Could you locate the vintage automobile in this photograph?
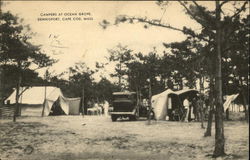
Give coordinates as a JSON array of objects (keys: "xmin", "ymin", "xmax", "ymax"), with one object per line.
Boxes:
[{"xmin": 110, "ymin": 92, "xmax": 140, "ymax": 121}]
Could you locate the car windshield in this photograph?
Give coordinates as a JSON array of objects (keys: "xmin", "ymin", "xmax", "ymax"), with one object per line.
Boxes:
[{"xmin": 114, "ymin": 95, "xmax": 130, "ymax": 100}]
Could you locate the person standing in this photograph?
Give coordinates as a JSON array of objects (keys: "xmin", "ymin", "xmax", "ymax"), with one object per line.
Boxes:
[
  {"xmin": 192, "ymin": 97, "xmax": 199, "ymax": 121},
  {"xmin": 183, "ymin": 97, "xmax": 190, "ymax": 122},
  {"xmin": 103, "ymin": 101, "xmax": 109, "ymax": 117}
]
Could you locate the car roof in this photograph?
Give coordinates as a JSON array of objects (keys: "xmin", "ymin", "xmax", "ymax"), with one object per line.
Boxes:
[{"xmin": 112, "ymin": 92, "xmax": 136, "ymax": 95}]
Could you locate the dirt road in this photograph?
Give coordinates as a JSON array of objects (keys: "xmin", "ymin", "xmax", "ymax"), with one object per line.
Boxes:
[{"xmin": 0, "ymin": 116, "xmax": 248, "ymax": 160}]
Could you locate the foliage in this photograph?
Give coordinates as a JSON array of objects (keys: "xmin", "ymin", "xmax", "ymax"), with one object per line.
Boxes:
[
  {"xmin": 107, "ymin": 44, "xmax": 133, "ymax": 88},
  {"xmin": 49, "ymin": 62, "xmax": 120, "ymax": 106},
  {"xmin": 0, "ymin": 11, "xmax": 55, "ymax": 103}
]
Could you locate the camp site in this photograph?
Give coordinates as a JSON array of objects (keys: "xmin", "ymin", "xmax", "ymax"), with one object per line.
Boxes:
[{"xmin": 0, "ymin": 1, "xmax": 249, "ymax": 160}]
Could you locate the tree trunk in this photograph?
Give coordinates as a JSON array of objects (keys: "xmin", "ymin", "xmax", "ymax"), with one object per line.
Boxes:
[
  {"xmin": 204, "ymin": 76, "xmax": 214, "ymax": 136},
  {"xmin": 200, "ymin": 99, "xmax": 205, "ymax": 129},
  {"xmin": 82, "ymin": 85, "xmax": 85, "ymax": 116},
  {"xmin": 204, "ymin": 96, "xmax": 214, "ymax": 137},
  {"xmin": 199, "ymin": 68, "xmax": 205, "ymax": 129},
  {"xmin": 0, "ymin": 67, "xmax": 3, "ymax": 105},
  {"xmin": 13, "ymin": 72, "xmax": 21, "ymax": 122},
  {"xmin": 241, "ymin": 90, "xmax": 249, "ymax": 122},
  {"xmin": 226, "ymin": 108, "xmax": 229, "ymax": 120},
  {"xmin": 147, "ymin": 79, "xmax": 152, "ymax": 125},
  {"xmin": 205, "ymin": 108, "xmax": 214, "ymax": 136},
  {"xmin": 199, "ymin": 63, "xmax": 204, "ymax": 94},
  {"xmin": 213, "ymin": 1, "xmax": 225, "ymax": 157},
  {"xmin": 239, "ymin": 77, "xmax": 248, "ymax": 122}
]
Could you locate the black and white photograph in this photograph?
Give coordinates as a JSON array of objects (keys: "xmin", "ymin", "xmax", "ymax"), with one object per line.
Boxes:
[{"xmin": 0, "ymin": 0, "xmax": 249, "ymax": 160}]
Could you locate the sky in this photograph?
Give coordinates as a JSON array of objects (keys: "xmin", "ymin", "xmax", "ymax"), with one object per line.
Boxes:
[{"xmin": 2, "ymin": 1, "xmax": 215, "ymax": 82}]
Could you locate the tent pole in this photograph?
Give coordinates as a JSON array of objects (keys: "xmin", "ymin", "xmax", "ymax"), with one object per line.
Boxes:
[{"xmin": 42, "ymin": 85, "xmax": 47, "ymax": 117}]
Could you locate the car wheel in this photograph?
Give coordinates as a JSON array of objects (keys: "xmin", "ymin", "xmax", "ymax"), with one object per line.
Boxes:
[
  {"xmin": 111, "ymin": 115, "xmax": 117, "ymax": 122},
  {"xmin": 130, "ymin": 109, "xmax": 139, "ymax": 121},
  {"xmin": 135, "ymin": 109, "xmax": 139, "ymax": 120},
  {"xmin": 149, "ymin": 110, "xmax": 155, "ymax": 120},
  {"xmin": 128, "ymin": 115, "xmax": 134, "ymax": 121}
]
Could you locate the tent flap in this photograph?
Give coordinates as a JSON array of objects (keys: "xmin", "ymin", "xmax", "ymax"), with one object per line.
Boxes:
[
  {"xmin": 59, "ymin": 96, "xmax": 69, "ymax": 115},
  {"xmin": 67, "ymin": 98, "xmax": 81, "ymax": 115},
  {"xmin": 223, "ymin": 94, "xmax": 239, "ymax": 111},
  {"xmin": 151, "ymin": 89, "xmax": 174, "ymax": 120}
]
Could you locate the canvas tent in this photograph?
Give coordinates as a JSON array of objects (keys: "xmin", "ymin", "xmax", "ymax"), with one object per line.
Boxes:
[
  {"xmin": 223, "ymin": 94, "xmax": 242, "ymax": 112},
  {"xmin": 67, "ymin": 97, "xmax": 82, "ymax": 115},
  {"xmin": 5, "ymin": 86, "xmax": 81, "ymax": 116},
  {"xmin": 151, "ymin": 88, "xmax": 198, "ymax": 120},
  {"xmin": 151, "ymin": 89, "xmax": 175, "ymax": 120}
]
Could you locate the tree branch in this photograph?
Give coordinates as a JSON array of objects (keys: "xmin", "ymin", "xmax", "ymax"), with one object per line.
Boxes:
[
  {"xmin": 117, "ymin": 15, "xmax": 210, "ymax": 42},
  {"xmin": 191, "ymin": 0, "xmax": 218, "ymax": 21},
  {"xmin": 230, "ymin": 1, "xmax": 248, "ymax": 20},
  {"xmin": 221, "ymin": 1, "xmax": 248, "ymax": 35},
  {"xmin": 192, "ymin": 1, "xmax": 207, "ymax": 15},
  {"xmin": 219, "ymin": 0, "xmax": 230, "ymax": 8},
  {"xmin": 178, "ymin": 1, "xmax": 209, "ymax": 30},
  {"xmin": 129, "ymin": 16, "xmax": 183, "ymax": 32}
]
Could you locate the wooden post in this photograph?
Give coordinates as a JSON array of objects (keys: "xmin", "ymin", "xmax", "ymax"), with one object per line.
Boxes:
[
  {"xmin": 147, "ymin": 79, "xmax": 152, "ymax": 125},
  {"xmin": 82, "ymin": 84, "xmax": 85, "ymax": 116},
  {"xmin": 41, "ymin": 86, "xmax": 47, "ymax": 117},
  {"xmin": 42, "ymin": 70, "xmax": 48, "ymax": 117}
]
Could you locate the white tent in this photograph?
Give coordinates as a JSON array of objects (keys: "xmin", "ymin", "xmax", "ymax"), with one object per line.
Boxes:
[
  {"xmin": 67, "ymin": 97, "xmax": 81, "ymax": 115},
  {"xmin": 223, "ymin": 94, "xmax": 239, "ymax": 112},
  {"xmin": 151, "ymin": 88, "xmax": 198, "ymax": 120},
  {"xmin": 5, "ymin": 86, "xmax": 81, "ymax": 116},
  {"xmin": 151, "ymin": 89, "xmax": 175, "ymax": 120}
]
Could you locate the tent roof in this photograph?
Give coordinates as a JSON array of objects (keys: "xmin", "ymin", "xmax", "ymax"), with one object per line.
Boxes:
[
  {"xmin": 152, "ymin": 88, "xmax": 198, "ymax": 97},
  {"xmin": 5, "ymin": 86, "xmax": 63, "ymax": 104},
  {"xmin": 173, "ymin": 89, "xmax": 198, "ymax": 95},
  {"xmin": 152, "ymin": 89, "xmax": 173, "ymax": 97},
  {"xmin": 152, "ymin": 88, "xmax": 198, "ymax": 102},
  {"xmin": 151, "ymin": 89, "xmax": 174, "ymax": 102}
]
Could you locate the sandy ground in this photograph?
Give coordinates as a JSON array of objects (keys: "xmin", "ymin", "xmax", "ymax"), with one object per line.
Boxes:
[{"xmin": 0, "ymin": 116, "xmax": 248, "ymax": 160}]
